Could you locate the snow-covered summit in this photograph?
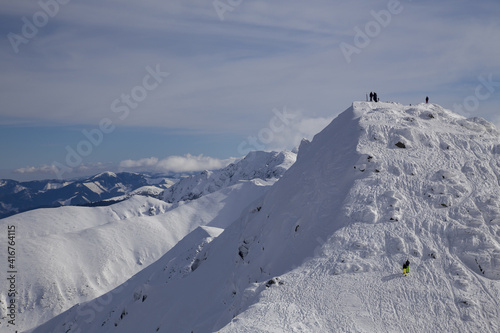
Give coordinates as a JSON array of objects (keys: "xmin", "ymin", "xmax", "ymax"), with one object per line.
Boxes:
[
  {"xmin": 162, "ymin": 150, "xmax": 296, "ymax": 203},
  {"xmin": 90, "ymin": 171, "xmax": 118, "ymax": 179},
  {"xmin": 29, "ymin": 102, "xmax": 500, "ymax": 332}
]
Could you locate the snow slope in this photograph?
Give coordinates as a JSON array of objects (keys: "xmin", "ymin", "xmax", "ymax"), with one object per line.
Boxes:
[
  {"xmin": 29, "ymin": 102, "xmax": 500, "ymax": 333},
  {"xmin": 0, "ymin": 151, "xmax": 293, "ymax": 332},
  {"xmin": 162, "ymin": 150, "xmax": 296, "ymax": 203}
]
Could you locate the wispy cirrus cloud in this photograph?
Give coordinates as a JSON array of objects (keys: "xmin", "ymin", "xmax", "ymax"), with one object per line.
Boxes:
[
  {"xmin": 3, "ymin": 0, "xmax": 498, "ymax": 130},
  {"xmin": 266, "ymin": 114, "xmax": 334, "ymax": 152},
  {"xmin": 2, "ymin": 0, "xmax": 500, "ymax": 181}
]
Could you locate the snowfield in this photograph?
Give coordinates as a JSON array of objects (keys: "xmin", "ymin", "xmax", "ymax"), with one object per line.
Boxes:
[
  {"xmin": 8, "ymin": 102, "xmax": 500, "ymax": 332},
  {"xmin": 0, "ymin": 151, "xmax": 295, "ymax": 332}
]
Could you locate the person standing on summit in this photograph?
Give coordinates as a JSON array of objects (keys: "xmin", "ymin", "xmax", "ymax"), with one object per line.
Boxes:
[
  {"xmin": 370, "ymin": 92, "xmax": 373, "ymax": 102},
  {"xmin": 426, "ymin": 96, "xmax": 429, "ymax": 103},
  {"xmin": 373, "ymin": 92, "xmax": 378, "ymax": 102}
]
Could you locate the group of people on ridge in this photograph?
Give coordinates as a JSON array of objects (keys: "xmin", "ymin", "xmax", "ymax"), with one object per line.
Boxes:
[
  {"xmin": 367, "ymin": 93, "xmax": 429, "ymax": 104},
  {"xmin": 369, "ymin": 92, "xmax": 379, "ymax": 102}
]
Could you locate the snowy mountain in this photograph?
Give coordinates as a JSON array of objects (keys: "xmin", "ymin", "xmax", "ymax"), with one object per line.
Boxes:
[
  {"xmin": 0, "ymin": 172, "xmax": 175, "ymax": 219},
  {"xmin": 18, "ymin": 102, "xmax": 500, "ymax": 332},
  {"xmin": 162, "ymin": 150, "xmax": 296, "ymax": 203},
  {"xmin": 0, "ymin": 151, "xmax": 294, "ymax": 332}
]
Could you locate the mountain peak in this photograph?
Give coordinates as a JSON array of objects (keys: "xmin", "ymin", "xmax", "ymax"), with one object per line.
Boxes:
[
  {"xmin": 162, "ymin": 150, "xmax": 296, "ymax": 203},
  {"xmin": 27, "ymin": 103, "xmax": 500, "ymax": 333},
  {"xmin": 90, "ymin": 171, "xmax": 118, "ymax": 180}
]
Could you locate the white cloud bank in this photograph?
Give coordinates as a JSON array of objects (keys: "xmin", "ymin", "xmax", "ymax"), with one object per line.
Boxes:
[
  {"xmin": 120, "ymin": 154, "xmax": 238, "ymax": 173},
  {"xmin": 119, "ymin": 157, "xmax": 159, "ymax": 169},
  {"xmin": 14, "ymin": 165, "xmax": 60, "ymax": 175},
  {"xmin": 11, "ymin": 154, "xmax": 239, "ymax": 181},
  {"xmin": 9, "ymin": 113, "xmax": 332, "ymax": 181},
  {"xmin": 13, "ymin": 162, "xmax": 111, "ymax": 180}
]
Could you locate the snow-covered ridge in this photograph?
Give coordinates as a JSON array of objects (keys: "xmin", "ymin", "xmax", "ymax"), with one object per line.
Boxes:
[
  {"xmin": 0, "ymin": 150, "xmax": 295, "ymax": 332},
  {"xmin": 27, "ymin": 102, "xmax": 500, "ymax": 332},
  {"xmin": 90, "ymin": 171, "xmax": 118, "ymax": 179},
  {"xmin": 162, "ymin": 150, "xmax": 296, "ymax": 203},
  {"xmin": 0, "ymin": 172, "xmax": 174, "ymax": 218}
]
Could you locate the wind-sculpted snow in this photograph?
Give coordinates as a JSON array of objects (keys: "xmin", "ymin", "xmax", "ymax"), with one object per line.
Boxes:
[
  {"xmin": 29, "ymin": 102, "xmax": 500, "ymax": 333},
  {"xmin": 162, "ymin": 150, "xmax": 296, "ymax": 203}
]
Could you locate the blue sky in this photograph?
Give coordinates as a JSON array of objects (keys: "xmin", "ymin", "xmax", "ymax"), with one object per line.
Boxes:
[{"xmin": 1, "ymin": 0, "xmax": 499, "ymax": 180}]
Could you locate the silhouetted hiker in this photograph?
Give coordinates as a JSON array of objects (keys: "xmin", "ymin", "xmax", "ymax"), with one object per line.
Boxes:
[
  {"xmin": 403, "ymin": 259, "xmax": 410, "ymax": 276},
  {"xmin": 373, "ymin": 92, "xmax": 378, "ymax": 102},
  {"xmin": 426, "ymin": 96, "xmax": 429, "ymax": 103},
  {"xmin": 370, "ymin": 92, "xmax": 373, "ymax": 102}
]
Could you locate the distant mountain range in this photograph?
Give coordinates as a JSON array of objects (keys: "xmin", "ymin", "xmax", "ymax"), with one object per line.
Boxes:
[
  {"xmin": 0, "ymin": 172, "xmax": 175, "ymax": 219},
  {"xmin": 0, "ymin": 152, "xmax": 296, "ymax": 220},
  {"xmin": 1, "ymin": 150, "xmax": 296, "ymax": 331}
]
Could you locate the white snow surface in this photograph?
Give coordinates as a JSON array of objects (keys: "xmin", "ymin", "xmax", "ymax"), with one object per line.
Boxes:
[
  {"xmin": 0, "ymin": 178, "xmax": 278, "ymax": 331},
  {"xmin": 42, "ymin": 182, "xmax": 70, "ymax": 191},
  {"xmin": 82, "ymin": 181, "xmax": 107, "ymax": 195},
  {"xmin": 23, "ymin": 102, "xmax": 500, "ymax": 332},
  {"xmin": 145, "ymin": 176, "xmax": 176, "ymax": 187},
  {"xmin": 103, "ymin": 185, "xmax": 165, "ymax": 202},
  {"xmin": 162, "ymin": 150, "xmax": 296, "ymax": 203}
]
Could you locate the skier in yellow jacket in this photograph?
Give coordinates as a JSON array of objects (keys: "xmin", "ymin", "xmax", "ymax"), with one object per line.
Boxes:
[{"xmin": 403, "ymin": 259, "xmax": 410, "ymax": 276}]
